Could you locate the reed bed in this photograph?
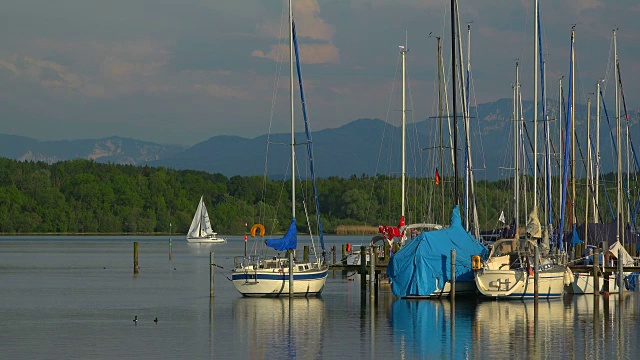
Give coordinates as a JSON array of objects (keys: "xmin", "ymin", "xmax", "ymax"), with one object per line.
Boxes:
[{"xmin": 334, "ymin": 225, "xmax": 379, "ymax": 235}]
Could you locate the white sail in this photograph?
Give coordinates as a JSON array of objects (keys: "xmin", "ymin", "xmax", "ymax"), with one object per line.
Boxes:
[{"xmin": 186, "ymin": 196, "xmax": 226, "ymax": 243}]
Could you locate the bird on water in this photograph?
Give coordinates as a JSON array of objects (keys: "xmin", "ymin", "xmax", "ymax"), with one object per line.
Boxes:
[
  {"xmin": 133, "ymin": 316, "xmax": 138, "ymax": 323},
  {"xmin": 154, "ymin": 317, "xmax": 158, "ymax": 323}
]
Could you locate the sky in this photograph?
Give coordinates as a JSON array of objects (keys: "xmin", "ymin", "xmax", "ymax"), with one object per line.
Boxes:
[{"xmin": 1, "ymin": 0, "xmax": 639, "ymax": 146}]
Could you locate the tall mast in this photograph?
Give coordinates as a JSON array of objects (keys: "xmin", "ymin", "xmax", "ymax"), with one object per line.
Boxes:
[
  {"xmin": 400, "ymin": 43, "xmax": 407, "ymax": 221},
  {"xmin": 514, "ymin": 62, "xmax": 520, "ymax": 236},
  {"xmin": 451, "ymin": 0, "xmax": 459, "ymax": 205},
  {"xmin": 615, "ymin": 29, "xmax": 622, "ymax": 245},
  {"xmin": 585, "ymin": 97, "xmax": 591, "ymax": 244},
  {"xmin": 571, "ymin": 27, "xmax": 576, "ymax": 228},
  {"xmin": 289, "ymin": 0, "xmax": 295, "ymax": 219},
  {"xmin": 594, "ymin": 81, "xmax": 601, "ymax": 223},
  {"xmin": 437, "ymin": 37, "xmax": 445, "ymax": 225},
  {"xmin": 533, "ymin": 0, "xmax": 539, "ymax": 212}
]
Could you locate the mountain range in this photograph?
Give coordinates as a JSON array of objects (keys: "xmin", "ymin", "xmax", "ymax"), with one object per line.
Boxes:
[{"xmin": 1, "ymin": 99, "xmax": 637, "ymax": 180}]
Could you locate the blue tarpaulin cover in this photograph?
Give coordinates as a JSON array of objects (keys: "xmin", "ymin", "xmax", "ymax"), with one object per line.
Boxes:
[
  {"xmin": 265, "ymin": 218, "xmax": 298, "ymax": 251},
  {"xmin": 387, "ymin": 205, "xmax": 488, "ymax": 297}
]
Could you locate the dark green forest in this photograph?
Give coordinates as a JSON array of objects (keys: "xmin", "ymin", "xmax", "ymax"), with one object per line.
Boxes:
[{"xmin": 0, "ymin": 157, "xmax": 622, "ymax": 235}]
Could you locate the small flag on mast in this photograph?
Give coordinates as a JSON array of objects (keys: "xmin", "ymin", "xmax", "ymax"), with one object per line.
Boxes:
[
  {"xmin": 498, "ymin": 210, "xmax": 505, "ymax": 224},
  {"xmin": 435, "ymin": 168, "xmax": 440, "ymax": 185}
]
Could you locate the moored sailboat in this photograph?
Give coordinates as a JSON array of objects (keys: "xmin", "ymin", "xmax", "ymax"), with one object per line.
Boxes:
[{"xmin": 231, "ymin": 0, "xmax": 327, "ymax": 297}]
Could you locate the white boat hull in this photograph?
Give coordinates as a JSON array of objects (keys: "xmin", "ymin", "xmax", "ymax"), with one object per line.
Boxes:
[
  {"xmin": 567, "ymin": 271, "xmax": 627, "ymax": 294},
  {"xmin": 186, "ymin": 236, "xmax": 226, "ymax": 244},
  {"xmin": 232, "ymin": 267, "xmax": 328, "ymax": 297},
  {"xmin": 402, "ymin": 280, "xmax": 477, "ymax": 299},
  {"xmin": 475, "ymin": 267, "xmax": 569, "ymax": 299}
]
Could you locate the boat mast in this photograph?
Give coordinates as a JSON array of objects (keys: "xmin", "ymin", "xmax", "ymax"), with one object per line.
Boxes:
[
  {"xmin": 514, "ymin": 62, "xmax": 520, "ymax": 237},
  {"xmin": 289, "ymin": 0, "xmax": 295, "ymax": 220},
  {"xmin": 585, "ymin": 97, "xmax": 591, "ymax": 244},
  {"xmin": 571, "ymin": 27, "xmax": 576, "ymax": 231},
  {"xmin": 451, "ymin": 0, "xmax": 459, "ymax": 205},
  {"xmin": 615, "ymin": 28, "xmax": 622, "ymax": 245},
  {"xmin": 594, "ymin": 80, "xmax": 601, "ymax": 222},
  {"xmin": 400, "ymin": 42, "xmax": 407, "ymax": 223},
  {"xmin": 437, "ymin": 37, "xmax": 445, "ymax": 225},
  {"xmin": 533, "ymin": 0, "xmax": 539, "ymax": 215}
]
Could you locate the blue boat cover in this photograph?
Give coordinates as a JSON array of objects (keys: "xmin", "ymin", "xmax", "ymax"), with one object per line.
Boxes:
[
  {"xmin": 387, "ymin": 205, "xmax": 488, "ymax": 297},
  {"xmin": 265, "ymin": 218, "xmax": 297, "ymax": 251}
]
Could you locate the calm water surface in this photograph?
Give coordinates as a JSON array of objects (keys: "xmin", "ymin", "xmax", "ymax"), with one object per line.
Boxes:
[{"xmin": 1, "ymin": 235, "xmax": 638, "ymax": 359}]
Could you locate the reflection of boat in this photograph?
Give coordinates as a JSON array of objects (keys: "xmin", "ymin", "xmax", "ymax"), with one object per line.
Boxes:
[
  {"xmin": 232, "ymin": 297, "xmax": 326, "ymax": 357},
  {"xmin": 230, "ymin": 0, "xmax": 327, "ymax": 297},
  {"xmin": 475, "ymin": 238, "xmax": 571, "ymax": 299},
  {"xmin": 186, "ymin": 196, "xmax": 226, "ymax": 243},
  {"xmin": 390, "ymin": 299, "xmax": 477, "ymax": 358}
]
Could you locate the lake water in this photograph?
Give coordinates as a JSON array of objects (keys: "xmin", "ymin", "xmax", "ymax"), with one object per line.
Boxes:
[{"xmin": 1, "ymin": 235, "xmax": 639, "ymax": 359}]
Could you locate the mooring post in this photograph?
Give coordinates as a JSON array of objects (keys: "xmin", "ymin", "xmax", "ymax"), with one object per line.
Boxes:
[
  {"xmin": 373, "ymin": 246, "xmax": 380, "ymax": 300},
  {"xmin": 534, "ymin": 246, "xmax": 539, "ymax": 300},
  {"xmin": 369, "ymin": 245, "xmax": 375, "ymax": 301},
  {"xmin": 450, "ymin": 249, "xmax": 456, "ymax": 300},
  {"xmin": 593, "ymin": 249, "xmax": 600, "ymax": 295},
  {"xmin": 332, "ymin": 245, "xmax": 337, "ymax": 278},
  {"xmin": 384, "ymin": 241, "xmax": 391, "ymax": 262},
  {"xmin": 360, "ymin": 246, "xmax": 367, "ymax": 294},
  {"xmin": 303, "ymin": 245, "xmax": 309, "ymax": 263},
  {"xmin": 133, "ymin": 242, "xmax": 139, "ymax": 274},
  {"xmin": 603, "ymin": 240, "xmax": 609, "ymax": 295},
  {"xmin": 289, "ymin": 251, "xmax": 294, "ymax": 296},
  {"xmin": 618, "ymin": 247, "xmax": 624, "ymax": 300},
  {"xmin": 210, "ymin": 251, "xmax": 215, "ymax": 298},
  {"xmin": 169, "ymin": 222, "xmax": 172, "ymax": 260}
]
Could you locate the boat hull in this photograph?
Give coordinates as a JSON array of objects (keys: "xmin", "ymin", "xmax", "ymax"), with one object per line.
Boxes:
[
  {"xmin": 232, "ymin": 268, "xmax": 328, "ymax": 297},
  {"xmin": 186, "ymin": 236, "xmax": 226, "ymax": 244},
  {"xmin": 475, "ymin": 268, "xmax": 568, "ymax": 299},
  {"xmin": 567, "ymin": 271, "xmax": 626, "ymax": 294},
  {"xmin": 402, "ymin": 280, "xmax": 477, "ymax": 299}
]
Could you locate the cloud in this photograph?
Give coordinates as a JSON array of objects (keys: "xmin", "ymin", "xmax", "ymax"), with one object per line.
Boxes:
[{"xmin": 253, "ymin": 0, "xmax": 339, "ymax": 64}]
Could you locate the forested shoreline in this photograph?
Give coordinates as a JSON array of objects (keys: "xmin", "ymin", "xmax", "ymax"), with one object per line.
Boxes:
[{"xmin": 0, "ymin": 158, "xmax": 616, "ymax": 235}]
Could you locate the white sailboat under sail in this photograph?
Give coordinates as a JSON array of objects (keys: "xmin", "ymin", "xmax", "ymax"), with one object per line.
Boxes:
[{"xmin": 186, "ymin": 196, "xmax": 226, "ymax": 243}]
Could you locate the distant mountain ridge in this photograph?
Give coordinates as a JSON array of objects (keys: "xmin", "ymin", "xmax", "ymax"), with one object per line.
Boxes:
[
  {"xmin": 0, "ymin": 134, "xmax": 184, "ymax": 165},
  {"xmin": 1, "ymin": 99, "xmax": 638, "ymax": 180}
]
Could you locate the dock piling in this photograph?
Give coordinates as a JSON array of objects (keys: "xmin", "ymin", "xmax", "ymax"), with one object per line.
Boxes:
[
  {"xmin": 133, "ymin": 242, "xmax": 139, "ymax": 274},
  {"xmin": 450, "ymin": 249, "xmax": 456, "ymax": 301},
  {"xmin": 534, "ymin": 246, "xmax": 539, "ymax": 300},
  {"xmin": 210, "ymin": 251, "xmax": 215, "ymax": 298}
]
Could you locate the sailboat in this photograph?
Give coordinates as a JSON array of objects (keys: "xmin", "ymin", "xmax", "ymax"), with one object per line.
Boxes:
[
  {"xmin": 385, "ymin": 0, "xmax": 488, "ymax": 298},
  {"xmin": 186, "ymin": 196, "xmax": 226, "ymax": 243},
  {"xmin": 231, "ymin": 0, "xmax": 328, "ymax": 297},
  {"xmin": 474, "ymin": 8, "xmax": 571, "ymax": 299}
]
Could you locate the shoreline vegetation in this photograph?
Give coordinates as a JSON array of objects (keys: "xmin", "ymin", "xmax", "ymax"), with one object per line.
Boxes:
[{"xmin": 0, "ymin": 158, "xmax": 621, "ymax": 236}]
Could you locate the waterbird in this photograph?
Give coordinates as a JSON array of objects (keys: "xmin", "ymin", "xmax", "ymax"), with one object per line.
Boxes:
[
  {"xmin": 154, "ymin": 317, "xmax": 158, "ymax": 323},
  {"xmin": 133, "ymin": 316, "xmax": 138, "ymax": 323}
]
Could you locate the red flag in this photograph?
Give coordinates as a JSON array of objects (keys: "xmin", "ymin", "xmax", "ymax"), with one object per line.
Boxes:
[{"xmin": 435, "ymin": 168, "xmax": 440, "ymax": 185}]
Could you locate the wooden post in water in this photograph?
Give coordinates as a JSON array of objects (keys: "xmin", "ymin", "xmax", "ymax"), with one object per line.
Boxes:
[
  {"xmin": 450, "ymin": 249, "xmax": 456, "ymax": 300},
  {"xmin": 534, "ymin": 246, "xmax": 539, "ymax": 300},
  {"xmin": 289, "ymin": 251, "xmax": 294, "ymax": 296},
  {"xmin": 332, "ymin": 245, "xmax": 336, "ymax": 278},
  {"xmin": 169, "ymin": 222, "xmax": 172, "ymax": 260},
  {"xmin": 210, "ymin": 251, "xmax": 215, "ymax": 298},
  {"xmin": 133, "ymin": 242, "xmax": 139, "ymax": 274},
  {"xmin": 384, "ymin": 241, "xmax": 391, "ymax": 262},
  {"xmin": 593, "ymin": 249, "xmax": 600, "ymax": 295},
  {"xmin": 369, "ymin": 245, "xmax": 375, "ymax": 302},
  {"xmin": 303, "ymin": 245, "xmax": 309, "ymax": 262},
  {"xmin": 373, "ymin": 247, "xmax": 380, "ymax": 300},
  {"xmin": 618, "ymin": 247, "xmax": 624, "ymax": 301},
  {"xmin": 360, "ymin": 246, "xmax": 367, "ymax": 294},
  {"xmin": 341, "ymin": 244, "xmax": 347, "ymax": 276},
  {"xmin": 603, "ymin": 240, "xmax": 609, "ymax": 295}
]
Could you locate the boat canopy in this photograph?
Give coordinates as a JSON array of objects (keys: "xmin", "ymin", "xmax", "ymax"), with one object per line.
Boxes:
[
  {"xmin": 386, "ymin": 205, "xmax": 488, "ymax": 297},
  {"xmin": 265, "ymin": 218, "xmax": 297, "ymax": 251}
]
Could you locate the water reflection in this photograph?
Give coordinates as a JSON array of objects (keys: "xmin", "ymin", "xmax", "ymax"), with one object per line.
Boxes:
[
  {"xmin": 232, "ymin": 297, "xmax": 327, "ymax": 359},
  {"xmin": 389, "ymin": 298, "xmax": 477, "ymax": 359}
]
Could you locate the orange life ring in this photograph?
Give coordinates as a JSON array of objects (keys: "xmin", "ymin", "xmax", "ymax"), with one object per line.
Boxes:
[
  {"xmin": 346, "ymin": 243, "xmax": 351, "ymax": 253},
  {"xmin": 251, "ymin": 223, "xmax": 266, "ymax": 237}
]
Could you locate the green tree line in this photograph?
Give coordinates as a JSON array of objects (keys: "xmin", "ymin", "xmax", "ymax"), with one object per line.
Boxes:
[{"xmin": 0, "ymin": 157, "xmax": 623, "ymax": 235}]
